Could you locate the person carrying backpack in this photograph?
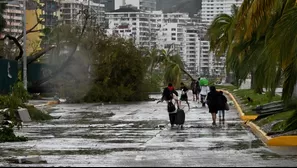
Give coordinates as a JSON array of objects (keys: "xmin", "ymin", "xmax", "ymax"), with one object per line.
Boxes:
[
  {"xmin": 159, "ymin": 83, "xmax": 180, "ymax": 128},
  {"xmin": 160, "ymin": 83, "xmax": 179, "ymax": 103}
]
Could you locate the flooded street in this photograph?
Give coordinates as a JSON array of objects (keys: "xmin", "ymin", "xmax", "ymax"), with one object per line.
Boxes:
[{"xmin": 1, "ymin": 94, "xmax": 297, "ymax": 167}]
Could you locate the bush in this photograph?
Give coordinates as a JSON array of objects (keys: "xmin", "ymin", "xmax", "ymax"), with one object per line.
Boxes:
[
  {"xmin": 0, "ymin": 126, "xmax": 27, "ymax": 142},
  {"xmin": 0, "ymin": 95, "xmax": 22, "ymax": 109},
  {"xmin": 11, "ymin": 82, "xmax": 31, "ymax": 103},
  {"xmin": 84, "ymin": 38, "xmax": 149, "ymax": 102},
  {"xmin": 26, "ymin": 105, "xmax": 53, "ymax": 121}
]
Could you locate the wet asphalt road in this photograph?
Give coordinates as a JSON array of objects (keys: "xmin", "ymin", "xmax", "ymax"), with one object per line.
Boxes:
[{"xmin": 1, "ymin": 94, "xmax": 297, "ymax": 167}]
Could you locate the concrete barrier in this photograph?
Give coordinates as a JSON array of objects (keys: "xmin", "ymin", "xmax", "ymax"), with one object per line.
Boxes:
[
  {"xmin": 221, "ymin": 89, "xmax": 297, "ymax": 146},
  {"xmin": 247, "ymin": 121, "xmax": 297, "ymax": 146}
]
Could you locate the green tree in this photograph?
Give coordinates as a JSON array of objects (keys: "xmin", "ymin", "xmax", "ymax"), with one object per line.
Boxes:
[
  {"xmin": 84, "ymin": 37, "xmax": 149, "ymax": 102},
  {"xmin": 207, "ymin": 5, "xmax": 239, "ymax": 85},
  {"xmin": 159, "ymin": 47, "xmax": 194, "ymax": 87},
  {"xmin": 208, "ymin": 0, "xmax": 297, "ymax": 97},
  {"xmin": 208, "ymin": 0, "xmax": 297, "ymax": 132}
]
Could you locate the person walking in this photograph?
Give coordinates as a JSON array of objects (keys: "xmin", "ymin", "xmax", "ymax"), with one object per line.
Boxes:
[
  {"xmin": 191, "ymin": 80, "xmax": 198, "ymax": 101},
  {"xmin": 160, "ymin": 83, "xmax": 179, "ymax": 103},
  {"xmin": 196, "ymin": 78, "xmax": 201, "ymax": 102},
  {"xmin": 218, "ymin": 91, "xmax": 228, "ymax": 121},
  {"xmin": 206, "ymin": 86, "xmax": 220, "ymax": 126},
  {"xmin": 180, "ymin": 82, "xmax": 190, "ymax": 110},
  {"xmin": 200, "ymin": 85, "xmax": 210, "ymax": 107},
  {"xmin": 160, "ymin": 83, "xmax": 179, "ymax": 128}
]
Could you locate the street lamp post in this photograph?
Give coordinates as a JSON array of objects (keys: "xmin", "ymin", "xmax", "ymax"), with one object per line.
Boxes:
[
  {"xmin": 22, "ymin": 0, "xmax": 27, "ymax": 90},
  {"xmin": 0, "ymin": 0, "xmax": 27, "ymax": 90}
]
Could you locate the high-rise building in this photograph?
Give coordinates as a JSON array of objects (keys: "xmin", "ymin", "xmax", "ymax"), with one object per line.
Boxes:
[
  {"xmin": 2, "ymin": 0, "xmax": 24, "ymax": 37},
  {"xmin": 39, "ymin": 0, "xmax": 60, "ymax": 28},
  {"xmin": 106, "ymin": 7, "xmax": 201, "ymax": 77},
  {"xmin": 201, "ymin": 0, "xmax": 243, "ymax": 24},
  {"xmin": 200, "ymin": 0, "xmax": 243, "ymax": 77},
  {"xmin": 114, "ymin": 0, "xmax": 156, "ymax": 11},
  {"xmin": 60, "ymin": 0, "xmax": 105, "ymax": 26}
]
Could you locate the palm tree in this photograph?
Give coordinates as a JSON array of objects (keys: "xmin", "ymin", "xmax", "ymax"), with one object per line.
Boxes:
[
  {"xmin": 262, "ymin": 0, "xmax": 297, "ymax": 100},
  {"xmin": 225, "ymin": 0, "xmax": 297, "ymax": 131},
  {"xmin": 207, "ymin": 5, "xmax": 239, "ymax": 85},
  {"xmin": 208, "ymin": 4, "xmax": 238, "ymax": 57},
  {"xmin": 235, "ymin": 0, "xmax": 297, "ymax": 98},
  {"xmin": 145, "ymin": 47, "xmax": 162, "ymax": 83},
  {"xmin": 208, "ymin": 0, "xmax": 297, "ymax": 97},
  {"xmin": 159, "ymin": 47, "xmax": 194, "ymax": 87},
  {"xmin": 235, "ymin": 0, "xmax": 281, "ymax": 41}
]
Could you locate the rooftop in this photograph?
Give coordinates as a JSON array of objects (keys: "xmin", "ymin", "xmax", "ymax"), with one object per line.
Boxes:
[{"xmin": 110, "ymin": 6, "xmax": 141, "ymax": 13}]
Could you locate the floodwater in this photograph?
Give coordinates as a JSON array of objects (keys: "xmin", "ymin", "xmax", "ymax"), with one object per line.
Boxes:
[{"xmin": 0, "ymin": 94, "xmax": 297, "ymax": 167}]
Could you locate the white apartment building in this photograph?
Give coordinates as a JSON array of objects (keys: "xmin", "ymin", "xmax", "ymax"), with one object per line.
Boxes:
[
  {"xmin": 106, "ymin": 6, "xmax": 163, "ymax": 49},
  {"xmin": 106, "ymin": 7, "xmax": 201, "ymax": 77},
  {"xmin": 60, "ymin": 0, "xmax": 105, "ymax": 26},
  {"xmin": 2, "ymin": 0, "xmax": 24, "ymax": 37},
  {"xmin": 156, "ymin": 22, "xmax": 200, "ymax": 76},
  {"xmin": 155, "ymin": 13, "xmax": 201, "ymax": 77},
  {"xmin": 114, "ymin": 0, "xmax": 156, "ymax": 11},
  {"xmin": 200, "ymin": 0, "xmax": 243, "ymax": 78},
  {"xmin": 183, "ymin": 27, "xmax": 200, "ymax": 76},
  {"xmin": 201, "ymin": 0, "xmax": 243, "ymax": 24}
]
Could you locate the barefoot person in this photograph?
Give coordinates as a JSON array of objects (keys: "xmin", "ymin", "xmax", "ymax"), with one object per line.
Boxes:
[{"xmin": 206, "ymin": 86, "xmax": 220, "ymax": 126}]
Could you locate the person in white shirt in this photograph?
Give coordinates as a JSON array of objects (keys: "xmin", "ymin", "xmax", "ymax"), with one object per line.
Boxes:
[{"xmin": 200, "ymin": 85, "xmax": 210, "ymax": 107}]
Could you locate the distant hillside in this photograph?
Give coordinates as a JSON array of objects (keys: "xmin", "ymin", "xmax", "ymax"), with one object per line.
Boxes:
[{"xmin": 156, "ymin": 0, "xmax": 202, "ymax": 17}]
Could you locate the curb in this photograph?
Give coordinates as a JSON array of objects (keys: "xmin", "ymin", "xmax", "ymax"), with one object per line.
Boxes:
[
  {"xmin": 247, "ymin": 121, "xmax": 297, "ymax": 146},
  {"xmin": 246, "ymin": 121, "xmax": 271, "ymax": 144},
  {"xmin": 219, "ymin": 90, "xmax": 258, "ymax": 121},
  {"xmin": 220, "ymin": 89, "xmax": 297, "ymax": 146}
]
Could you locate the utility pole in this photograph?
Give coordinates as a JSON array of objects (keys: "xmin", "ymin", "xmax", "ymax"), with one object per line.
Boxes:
[{"xmin": 22, "ymin": 0, "xmax": 27, "ymax": 90}]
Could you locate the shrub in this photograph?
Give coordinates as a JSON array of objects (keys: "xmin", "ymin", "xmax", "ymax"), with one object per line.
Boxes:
[
  {"xmin": 84, "ymin": 38, "xmax": 149, "ymax": 102},
  {"xmin": 11, "ymin": 82, "xmax": 31, "ymax": 103},
  {"xmin": 0, "ymin": 126, "xmax": 27, "ymax": 142},
  {"xmin": 0, "ymin": 95, "xmax": 22, "ymax": 109},
  {"xmin": 26, "ymin": 105, "xmax": 53, "ymax": 121}
]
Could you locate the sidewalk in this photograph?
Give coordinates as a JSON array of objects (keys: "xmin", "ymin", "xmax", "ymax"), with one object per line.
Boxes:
[{"xmin": 0, "ymin": 94, "xmax": 296, "ymax": 166}]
